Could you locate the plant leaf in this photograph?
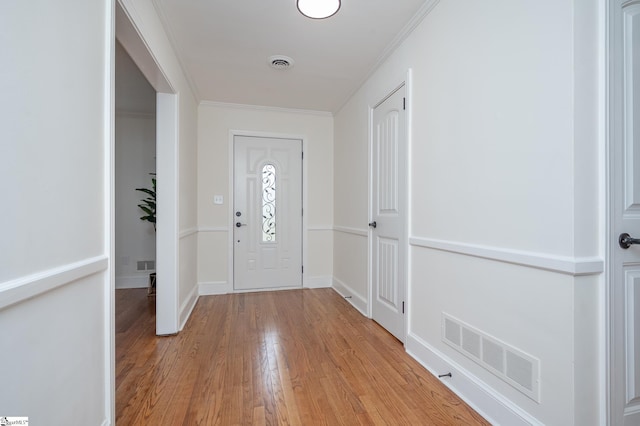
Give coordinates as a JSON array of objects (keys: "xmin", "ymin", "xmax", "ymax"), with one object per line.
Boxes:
[
  {"xmin": 136, "ymin": 188, "xmax": 155, "ymax": 197},
  {"xmin": 137, "ymin": 173, "xmax": 157, "ymax": 227}
]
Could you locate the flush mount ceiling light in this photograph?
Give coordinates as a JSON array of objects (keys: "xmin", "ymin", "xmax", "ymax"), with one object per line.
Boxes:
[{"xmin": 297, "ymin": 0, "xmax": 341, "ymax": 19}]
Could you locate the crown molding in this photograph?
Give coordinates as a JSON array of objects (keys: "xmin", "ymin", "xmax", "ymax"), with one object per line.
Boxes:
[
  {"xmin": 151, "ymin": 0, "xmax": 202, "ymax": 101},
  {"xmin": 336, "ymin": 0, "xmax": 441, "ymax": 114},
  {"xmin": 199, "ymin": 101, "xmax": 333, "ymax": 117}
]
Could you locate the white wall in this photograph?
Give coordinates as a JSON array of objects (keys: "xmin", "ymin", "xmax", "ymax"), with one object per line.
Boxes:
[
  {"xmin": 197, "ymin": 103, "xmax": 334, "ymax": 293},
  {"xmin": 119, "ymin": 0, "xmax": 199, "ymax": 330},
  {"xmin": 333, "ymin": 94, "xmax": 370, "ymax": 309},
  {"xmin": 333, "ymin": 0, "xmax": 602, "ymax": 424},
  {"xmin": 0, "ymin": 0, "xmax": 113, "ymax": 423},
  {"xmin": 178, "ymin": 91, "xmax": 198, "ymax": 327},
  {"xmin": 115, "ymin": 41, "xmax": 156, "ymax": 114},
  {"xmin": 115, "ymin": 43, "xmax": 157, "ymax": 289},
  {"xmin": 115, "ymin": 114, "xmax": 156, "ymax": 288}
]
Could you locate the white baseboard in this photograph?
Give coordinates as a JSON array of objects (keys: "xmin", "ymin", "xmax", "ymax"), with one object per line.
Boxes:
[
  {"xmin": 332, "ymin": 277, "xmax": 368, "ymax": 316},
  {"xmin": 303, "ymin": 275, "xmax": 333, "ymax": 289},
  {"xmin": 405, "ymin": 332, "xmax": 542, "ymax": 426},
  {"xmin": 199, "ymin": 279, "xmax": 331, "ymax": 294},
  {"xmin": 179, "ymin": 283, "xmax": 199, "ymax": 331},
  {"xmin": 199, "ymin": 281, "xmax": 230, "ymax": 295},
  {"xmin": 115, "ymin": 274, "xmax": 149, "ymax": 289}
]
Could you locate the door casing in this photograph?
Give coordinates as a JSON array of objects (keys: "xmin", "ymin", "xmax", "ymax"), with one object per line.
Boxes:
[
  {"xmin": 228, "ymin": 130, "xmax": 308, "ymax": 292},
  {"xmin": 116, "ymin": 1, "xmax": 180, "ymax": 336},
  {"xmin": 368, "ymin": 71, "xmax": 412, "ymax": 343}
]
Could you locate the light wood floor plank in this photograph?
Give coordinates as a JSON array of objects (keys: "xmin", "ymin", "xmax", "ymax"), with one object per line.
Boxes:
[{"xmin": 116, "ymin": 288, "xmax": 489, "ymax": 425}]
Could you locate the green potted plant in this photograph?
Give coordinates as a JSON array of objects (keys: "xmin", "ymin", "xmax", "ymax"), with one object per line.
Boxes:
[
  {"xmin": 136, "ymin": 173, "xmax": 156, "ymax": 295},
  {"xmin": 136, "ymin": 173, "xmax": 156, "ymax": 230}
]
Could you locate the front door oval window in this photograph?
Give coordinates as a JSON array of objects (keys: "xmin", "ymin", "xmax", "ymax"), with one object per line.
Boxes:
[{"xmin": 262, "ymin": 164, "xmax": 276, "ymax": 242}]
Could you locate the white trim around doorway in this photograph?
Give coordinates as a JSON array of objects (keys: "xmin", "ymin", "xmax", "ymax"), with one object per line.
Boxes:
[{"xmin": 227, "ymin": 130, "xmax": 309, "ymax": 294}]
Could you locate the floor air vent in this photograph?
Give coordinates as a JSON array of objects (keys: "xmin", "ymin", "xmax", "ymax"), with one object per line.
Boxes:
[{"xmin": 442, "ymin": 313, "xmax": 540, "ymax": 402}]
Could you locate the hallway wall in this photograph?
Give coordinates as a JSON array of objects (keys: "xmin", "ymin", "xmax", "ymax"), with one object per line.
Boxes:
[
  {"xmin": 333, "ymin": 0, "xmax": 602, "ymax": 424},
  {"xmin": 197, "ymin": 103, "xmax": 334, "ymax": 293},
  {"xmin": 0, "ymin": 0, "xmax": 113, "ymax": 423}
]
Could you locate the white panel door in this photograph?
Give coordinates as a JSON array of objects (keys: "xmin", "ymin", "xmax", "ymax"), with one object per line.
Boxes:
[
  {"xmin": 611, "ymin": 2, "xmax": 640, "ymax": 425},
  {"xmin": 371, "ymin": 86, "xmax": 406, "ymax": 341},
  {"xmin": 234, "ymin": 136, "xmax": 302, "ymax": 291}
]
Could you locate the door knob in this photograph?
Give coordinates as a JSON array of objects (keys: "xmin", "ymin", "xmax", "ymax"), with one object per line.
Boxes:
[
  {"xmin": 368, "ymin": 221, "xmax": 377, "ymax": 229},
  {"xmin": 236, "ymin": 222, "xmax": 247, "ymax": 228},
  {"xmin": 619, "ymin": 233, "xmax": 640, "ymax": 249}
]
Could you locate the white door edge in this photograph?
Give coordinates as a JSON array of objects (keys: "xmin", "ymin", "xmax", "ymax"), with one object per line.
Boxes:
[
  {"xmin": 606, "ymin": 2, "xmax": 618, "ymax": 424},
  {"xmin": 405, "ymin": 69, "xmax": 413, "ymax": 345},
  {"xmin": 606, "ymin": 2, "xmax": 640, "ymax": 424},
  {"xmin": 228, "ymin": 130, "xmax": 308, "ymax": 292},
  {"xmin": 156, "ymin": 93, "xmax": 180, "ymax": 335}
]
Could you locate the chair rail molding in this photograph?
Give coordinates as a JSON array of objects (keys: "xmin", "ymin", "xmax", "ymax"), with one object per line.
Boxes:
[
  {"xmin": 334, "ymin": 225, "xmax": 368, "ymax": 237},
  {"xmin": 0, "ymin": 256, "xmax": 109, "ymax": 310},
  {"xmin": 409, "ymin": 236, "xmax": 603, "ymax": 276}
]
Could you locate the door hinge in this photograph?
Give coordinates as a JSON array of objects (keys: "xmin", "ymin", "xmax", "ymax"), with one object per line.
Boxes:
[
  {"xmin": 402, "ymin": 301, "xmax": 405, "ymax": 314},
  {"xmin": 403, "ymin": 97, "xmax": 406, "ymax": 110},
  {"xmin": 302, "ymin": 151, "xmax": 304, "ymax": 159},
  {"xmin": 302, "ymin": 265, "xmax": 304, "ymax": 274}
]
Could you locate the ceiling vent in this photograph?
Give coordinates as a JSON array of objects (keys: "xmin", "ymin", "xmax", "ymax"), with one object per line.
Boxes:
[{"xmin": 268, "ymin": 55, "xmax": 294, "ymax": 70}]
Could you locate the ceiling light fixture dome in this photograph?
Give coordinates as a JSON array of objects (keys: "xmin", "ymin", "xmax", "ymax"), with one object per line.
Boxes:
[{"xmin": 297, "ymin": 0, "xmax": 341, "ymax": 19}]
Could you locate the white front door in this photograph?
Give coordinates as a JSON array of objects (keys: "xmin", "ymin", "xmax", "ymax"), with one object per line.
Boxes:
[
  {"xmin": 610, "ymin": 2, "xmax": 640, "ymax": 424},
  {"xmin": 233, "ymin": 135, "xmax": 302, "ymax": 291},
  {"xmin": 370, "ymin": 85, "xmax": 407, "ymax": 341}
]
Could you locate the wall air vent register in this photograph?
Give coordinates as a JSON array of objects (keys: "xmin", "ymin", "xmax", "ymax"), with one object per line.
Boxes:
[{"xmin": 442, "ymin": 313, "xmax": 541, "ymax": 402}]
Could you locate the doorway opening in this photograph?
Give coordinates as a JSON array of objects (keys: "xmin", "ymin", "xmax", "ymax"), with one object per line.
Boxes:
[
  {"xmin": 114, "ymin": 41, "xmax": 156, "ymax": 297},
  {"xmin": 115, "ymin": 1, "xmax": 180, "ymax": 336}
]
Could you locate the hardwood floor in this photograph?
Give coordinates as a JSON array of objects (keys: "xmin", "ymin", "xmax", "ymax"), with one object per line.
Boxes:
[{"xmin": 116, "ymin": 288, "xmax": 489, "ymax": 425}]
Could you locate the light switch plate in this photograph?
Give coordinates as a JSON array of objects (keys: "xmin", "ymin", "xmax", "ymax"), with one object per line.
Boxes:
[{"xmin": 213, "ymin": 195, "xmax": 223, "ymax": 205}]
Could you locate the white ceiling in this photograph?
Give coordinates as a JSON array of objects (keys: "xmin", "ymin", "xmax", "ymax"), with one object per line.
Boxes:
[{"xmin": 153, "ymin": 0, "xmax": 429, "ymax": 113}]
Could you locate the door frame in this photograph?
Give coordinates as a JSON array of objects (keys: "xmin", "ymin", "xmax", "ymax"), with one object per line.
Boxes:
[
  {"xmin": 228, "ymin": 130, "xmax": 307, "ymax": 292},
  {"xmin": 600, "ymin": 0, "xmax": 639, "ymax": 425},
  {"xmin": 367, "ymin": 69, "xmax": 412, "ymax": 342},
  {"xmin": 115, "ymin": 1, "xmax": 180, "ymax": 336}
]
